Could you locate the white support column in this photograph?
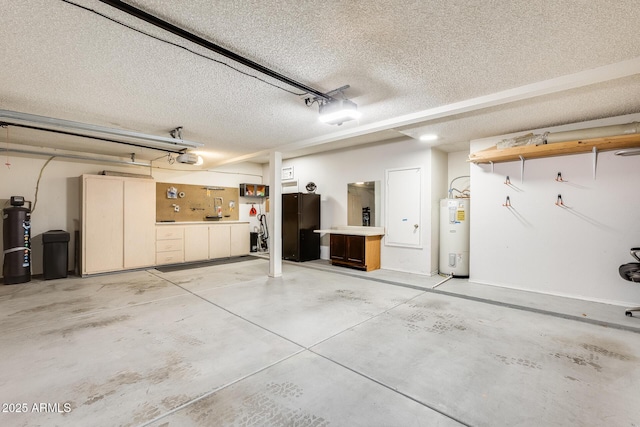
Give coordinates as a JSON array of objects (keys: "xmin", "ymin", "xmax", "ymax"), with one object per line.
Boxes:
[{"xmin": 268, "ymin": 150, "xmax": 282, "ymax": 277}]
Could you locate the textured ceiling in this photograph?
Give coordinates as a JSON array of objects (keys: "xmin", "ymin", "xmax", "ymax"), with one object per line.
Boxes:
[{"xmin": 2, "ymin": 0, "xmax": 640, "ymax": 168}]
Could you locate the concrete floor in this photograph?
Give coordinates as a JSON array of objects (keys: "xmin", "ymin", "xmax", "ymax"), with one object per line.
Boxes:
[{"xmin": 1, "ymin": 257, "xmax": 639, "ymax": 427}]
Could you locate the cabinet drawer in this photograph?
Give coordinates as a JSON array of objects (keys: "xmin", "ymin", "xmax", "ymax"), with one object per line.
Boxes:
[
  {"xmin": 155, "ymin": 250, "xmax": 184, "ymax": 265},
  {"xmin": 156, "ymin": 227, "xmax": 184, "ymax": 240},
  {"xmin": 156, "ymin": 240, "xmax": 183, "ymax": 252}
]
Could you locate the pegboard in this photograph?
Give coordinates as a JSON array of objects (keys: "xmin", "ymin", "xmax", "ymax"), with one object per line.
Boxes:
[{"xmin": 156, "ymin": 182, "xmax": 239, "ymax": 222}]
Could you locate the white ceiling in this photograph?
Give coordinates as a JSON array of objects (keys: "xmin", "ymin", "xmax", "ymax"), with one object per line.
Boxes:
[{"xmin": 2, "ymin": 0, "xmax": 640, "ymax": 168}]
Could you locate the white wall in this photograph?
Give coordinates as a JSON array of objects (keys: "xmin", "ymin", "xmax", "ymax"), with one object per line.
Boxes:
[
  {"xmin": 470, "ymin": 113, "xmax": 640, "ymax": 305},
  {"xmin": 0, "ymin": 154, "xmax": 263, "ymax": 277},
  {"xmin": 448, "ymin": 150, "xmax": 471, "ymax": 195},
  {"xmin": 264, "ymin": 138, "xmax": 441, "ymax": 275},
  {"xmin": 430, "ymin": 149, "xmax": 448, "ymax": 273}
]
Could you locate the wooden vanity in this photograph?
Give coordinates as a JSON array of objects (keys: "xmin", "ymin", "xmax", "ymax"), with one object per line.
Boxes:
[{"xmin": 314, "ymin": 227, "xmax": 384, "ymax": 271}]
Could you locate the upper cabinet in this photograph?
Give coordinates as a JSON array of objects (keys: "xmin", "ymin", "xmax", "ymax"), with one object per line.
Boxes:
[{"xmin": 239, "ymin": 183, "xmax": 269, "ymax": 198}]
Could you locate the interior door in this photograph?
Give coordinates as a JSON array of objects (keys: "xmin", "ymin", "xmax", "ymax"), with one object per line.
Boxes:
[{"xmin": 385, "ymin": 167, "xmax": 422, "ymax": 247}]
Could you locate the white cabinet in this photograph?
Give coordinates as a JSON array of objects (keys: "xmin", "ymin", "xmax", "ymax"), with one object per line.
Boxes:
[
  {"xmin": 156, "ymin": 227, "xmax": 184, "ymax": 265},
  {"xmin": 230, "ymin": 223, "xmax": 250, "ymax": 256},
  {"xmin": 124, "ymin": 179, "xmax": 156, "ymax": 269},
  {"xmin": 209, "ymin": 225, "xmax": 231, "ymax": 259},
  {"xmin": 83, "ymin": 176, "xmax": 124, "ymax": 274},
  {"xmin": 184, "ymin": 226, "xmax": 209, "ymax": 262},
  {"xmin": 82, "ymin": 174, "xmax": 248, "ymax": 274},
  {"xmin": 211, "ymin": 223, "xmax": 249, "ymax": 258},
  {"xmin": 156, "ymin": 223, "xmax": 249, "ymax": 264},
  {"xmin": 82, "ymin": 174, "xmax": 155, "ymax": 275}
]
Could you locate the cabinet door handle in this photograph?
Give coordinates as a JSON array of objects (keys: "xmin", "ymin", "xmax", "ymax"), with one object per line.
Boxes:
[{"xmin": 414, "ymin": 224, "xmax": 419, "ymax": 229}]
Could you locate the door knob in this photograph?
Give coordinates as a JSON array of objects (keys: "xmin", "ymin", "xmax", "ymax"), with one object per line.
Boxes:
[{"xmin": 414, "ymin": 224, "xmax": 419, "ymax": 229}]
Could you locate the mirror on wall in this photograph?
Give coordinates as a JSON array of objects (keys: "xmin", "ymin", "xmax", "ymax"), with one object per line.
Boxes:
[{"xmin": 347, "ymin": 181, "xmax": 380, "ymax": 226}]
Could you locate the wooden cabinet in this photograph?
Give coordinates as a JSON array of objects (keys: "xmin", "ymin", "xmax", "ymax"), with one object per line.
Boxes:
[
  {"xmin": 239, "ymin": 183, "xmax": 269, "ymax": 197},
  {"xmin": 82, "ymin": 173, "xmax": 249, "ymax": 273},
  {"xmin": 82, "ymin": 174, "xmax": 155, "ymax": 275},
  {"xmin": 184, "ymin": 226, "xmax": 209, "ymax": 262},
  {"xmin": 83, "ymin": 176, "xmax": 124, "ymax": 274},
  {"xmin": 156, "ymin": 226, "xmax": 184, "ymax": 265},
  {"xmin": 124, "ymin": 179, "xmax": 156, "ymax": 268},
  {"xmin": 156, "ymin": 222, "xmax": 250, "ymax": 265},
  {"xmin": 330, "ymin": 234, "xmax": 381, "ymax": 271},
  {"xmin": 208, "ymin": 225, "xmax": 231, "ymax": 259},
  {"xmin": 230, "ymin": 223, "xmax": 250, "ymax": 256},
  {"xmin": 209, "ymin": 223, "xmax": 249, "ymax": 258}
]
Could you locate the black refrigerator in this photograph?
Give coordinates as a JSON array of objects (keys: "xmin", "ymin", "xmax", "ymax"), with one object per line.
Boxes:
[{"xmin": 282, "ymin": 193, "xmax": 320, "ymax": 261}]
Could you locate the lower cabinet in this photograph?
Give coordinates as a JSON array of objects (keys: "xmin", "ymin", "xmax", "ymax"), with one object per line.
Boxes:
[
  {"xmin": 230, "ymin": 224, "xmax": 250, "ymax": 256},
  {"xmin": 330, "ymin": 234, "xmax": 381, "ymax": 271},
  {"xmin": 156, "ymin": 226, "xmax": 184, "ymax": 265},
  {"xmin": 156, "ymin": 223, "xmax": 250, "ymax": 265},
  {"xmin": 209, "ymin": 225, "xmax": 231, "ymax": 259},
  {"xmin": 184, "ymin": 226, "xmax": 210, "ymax": 262}
]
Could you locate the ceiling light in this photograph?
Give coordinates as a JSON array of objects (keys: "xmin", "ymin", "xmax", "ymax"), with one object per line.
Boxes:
[
  {"xmin": 419, "ymin": 134, "xmax": 439, "ymax": 142},
  {"xmin": 318, "ymin": 99, "xmax": 362, "ymax": 125}
]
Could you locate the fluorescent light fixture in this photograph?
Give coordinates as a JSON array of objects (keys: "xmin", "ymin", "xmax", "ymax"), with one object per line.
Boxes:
[
  {"xmin": 419, "ymin": 133, "xmax": 438, "ymax": 142},
  {"xmin": 0, "ymin": 109, "xmax": 203, "ymax": 152},
  {"xmin": 319, "ymin": 99, "xmax": 362, "ymax": 125},
  {"xmin": 0, "ymin": 146, "xmax": 151, "ymax": 167}
]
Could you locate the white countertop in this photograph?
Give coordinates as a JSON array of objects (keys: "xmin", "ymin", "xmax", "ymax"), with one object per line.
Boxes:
[
  {"xmin": 314, "ymin": 226, "xmax": 385, "ymax": 236},
  {"xmin": 156, "ymin": 221, "xmax": 249, "ymax": 225}
]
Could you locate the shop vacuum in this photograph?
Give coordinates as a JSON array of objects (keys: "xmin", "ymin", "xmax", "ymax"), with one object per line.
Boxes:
[{"xmin": 2, "ymin": 196, "xmax": 31, "ymax": 285}]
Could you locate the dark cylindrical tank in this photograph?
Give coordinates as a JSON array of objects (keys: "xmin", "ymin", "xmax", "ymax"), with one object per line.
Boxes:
[{"xmin": 2, "ymin": 205, "xmax": 32, "ymax": 285}]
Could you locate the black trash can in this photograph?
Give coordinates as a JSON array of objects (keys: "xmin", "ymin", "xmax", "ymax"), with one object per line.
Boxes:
[
  {"xmin": 250, "ymin": 232, "xmax": 258, "ymax": 253},
  {"xmin": 42, "ymin": 230, "xmax": 70, "ymax": 280}
]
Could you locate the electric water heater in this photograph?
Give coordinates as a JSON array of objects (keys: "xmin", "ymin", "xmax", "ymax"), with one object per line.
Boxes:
[{"xmin": 439, "ymin": 198, "xmax": 470, "ymax": 277}]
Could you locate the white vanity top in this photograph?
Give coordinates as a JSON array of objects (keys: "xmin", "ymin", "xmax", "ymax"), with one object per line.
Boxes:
[{"xmin": 314, "ymin": 226, "xmax": 385, "ymax": 236}]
